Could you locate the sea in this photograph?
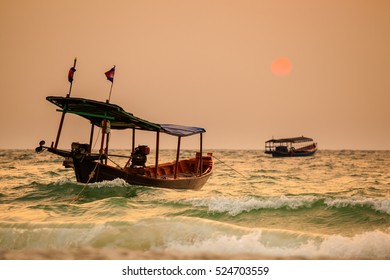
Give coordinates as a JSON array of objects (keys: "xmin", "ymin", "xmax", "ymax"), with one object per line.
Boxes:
[{"xmin": 0, "ymin": 149, "xmax": 389, "ymax": 260}]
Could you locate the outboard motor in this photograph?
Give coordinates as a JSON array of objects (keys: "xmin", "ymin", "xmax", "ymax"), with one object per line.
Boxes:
[
  {"xmin": 35, "ymin": 140, "xmax": 46, "ymax": 153},
  {"xmin": 130, "ymin": 145, "xmax": 150, "ymax": 168},
  {"xmin": 71, "ymin": 142, "xmax": 90, "ymax": 159}
]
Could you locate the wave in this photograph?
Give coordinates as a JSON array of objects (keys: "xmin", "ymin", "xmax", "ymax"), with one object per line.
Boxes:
[
  {"xmin": 324, "ymin": 197, "xmax": 390, "ymax": 215},
  {"xmin": 162, "ymin": 227, "xmax": 390, "ymax": 260},
  {"xmin": 49, "ymin": 177, "xmax": 131, "ymax": 188},
  {"xmin": 6, "ymin": 178, "xmax": 147, "ymax": 204},
  {"xmin": 180, "ymin": 195, "xmax": 390, "ymax": 216},
  {"xmin": 181, "ymin": 196, "xmax": 318, "ymax": 215},
  {"xmin": 0, "ymin": 217, "xmax": 389, "ymax": 259}
]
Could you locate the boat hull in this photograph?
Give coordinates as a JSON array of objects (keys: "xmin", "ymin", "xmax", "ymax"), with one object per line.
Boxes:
[
  {"xmin": 73, "ymin": 160, "xmax": 212, "ymax": 190},
  {"xmin": 48, "ymin": 148, "xmax": 212, "ymax": 190},
  {"xmin": 265, "ymin": 150, "xmax": 317, "ymax": 157}
]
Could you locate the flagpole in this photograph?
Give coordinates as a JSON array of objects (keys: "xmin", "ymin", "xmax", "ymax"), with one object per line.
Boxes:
[
  {"xmin": 67, "ymin": 57, "xmax": 77, "ymax": 97},
  {"xmin": 107, "ymin": 81, "xmax": 114, "ymax": 103},
  {"xmin": 54, "ymin": 58, "xmax": 77, "ymax": 149},
  {"xmin": 106, "ymin": 65, "xmax": 115, "ymax": 103}
]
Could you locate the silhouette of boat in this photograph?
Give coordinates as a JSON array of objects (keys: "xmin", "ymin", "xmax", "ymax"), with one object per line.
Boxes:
[
  {"xmin": 36, "ymin": 96, "xmax": 213, "ymax": 190},
  {"xmin": 264, "ymin": 136, "xmax": 317, "ymax": 157}
]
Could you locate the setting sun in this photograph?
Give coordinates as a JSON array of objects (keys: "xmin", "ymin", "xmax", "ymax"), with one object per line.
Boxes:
[{"xmin": 271, "ymin": 57, "xmax": 292, "ymax": 76}]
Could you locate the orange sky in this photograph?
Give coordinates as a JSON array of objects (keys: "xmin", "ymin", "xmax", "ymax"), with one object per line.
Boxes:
[{"xmin": 1, "ymin": 0, "xmax": 390, "ymax": 150}]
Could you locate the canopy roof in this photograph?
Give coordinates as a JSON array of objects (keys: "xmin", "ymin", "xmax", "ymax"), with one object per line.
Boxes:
[
  {"xmin": 46, "ymin": 96, "xmax": 205, "ymax": 137},
  {"xmin": 265, "ymin": 136, "xmax": 314, "ymax": 144}
]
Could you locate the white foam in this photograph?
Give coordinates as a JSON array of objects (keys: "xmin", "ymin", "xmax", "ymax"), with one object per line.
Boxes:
[
  {"xmin": 182, "ymin": 195, "xmax": 319, "ymax": 216},
  {"xmin": 325, "ymin": 197, "xmax": 390, "ymax": 215},
  {"xmin": 161, "ymin": 227, "xmax": 390, "ymax": 259},
  {"xmin": 53, "ymin": 177, "xmax": 73, "ymax": 185},
  {"xmin": 317, "ymin": 230, "xmax": 390, "ymax": 259},
  {"xmin": 2, "ymin": 217, "xmax": 390, "ymax": 259},
  {"xmin": 89, "ymin": 178, "xmax": 130, "ymax": 188}
]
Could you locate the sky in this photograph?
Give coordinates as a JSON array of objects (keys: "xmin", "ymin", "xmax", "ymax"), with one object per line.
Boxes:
[{"xmin": 1, "ymin": 0, "xmax": 390, "ymax": 150}]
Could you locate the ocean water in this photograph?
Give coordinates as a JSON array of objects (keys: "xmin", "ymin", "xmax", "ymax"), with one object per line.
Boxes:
[{"xmin": 0, "ymin": 149, "xmax": 389, "ymax": 260}]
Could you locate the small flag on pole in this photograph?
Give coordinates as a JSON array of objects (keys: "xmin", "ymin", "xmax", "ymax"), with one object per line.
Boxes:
[
  {"xmin": 105, "ymin": 66, "xmax": 115, "ymax": 82},
  {"xmin": 68, "ymin": 66, "xmax": 76, "ymax": 83}
]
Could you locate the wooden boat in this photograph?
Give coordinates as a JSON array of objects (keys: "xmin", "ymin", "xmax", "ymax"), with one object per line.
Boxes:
[
  {"xmin": 264, "ymin": 136, "xmax": 317, "ymax": 157},
  {"xmin": 36, "ymin": 96, "xmax": 213, "ymax": 190}
]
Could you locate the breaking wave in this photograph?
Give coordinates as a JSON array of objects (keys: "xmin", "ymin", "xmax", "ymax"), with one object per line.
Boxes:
[
  {"xmin": 180, "ymin": 195, "xmax": 390, "ymax": 216},
  {"xmin": 1, "ymin": 217, "xmax": 389, "ymax": 259}
]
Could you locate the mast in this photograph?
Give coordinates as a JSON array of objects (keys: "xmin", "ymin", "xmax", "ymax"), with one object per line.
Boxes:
[{"xmin": 53, "ymin": 58, "xmax": 77, "ymax": 149}]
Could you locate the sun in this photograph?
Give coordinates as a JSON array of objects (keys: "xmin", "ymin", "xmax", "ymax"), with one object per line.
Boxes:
[{"xmin": 271, "ymin": 57, "xmax": 292, "ymax": 76}]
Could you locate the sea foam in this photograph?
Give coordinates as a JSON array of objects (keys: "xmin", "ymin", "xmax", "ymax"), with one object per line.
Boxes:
[{"xmin": 182, "ymin": 195, "xmax": 320, "ymax": 216}]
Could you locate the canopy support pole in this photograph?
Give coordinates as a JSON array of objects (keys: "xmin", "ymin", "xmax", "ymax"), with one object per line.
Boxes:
[
  {"xmin": 132, "ymin": 128, "xmax": 135, "ymax": 153},
  {"xmin": 199, "ymin": 133, "xmax": 203, "ymax": 175},
  {"xmin": 88, "ymin": 124, "xmax": 94, "ymax": 153},
  {"xmin": 124, "ymin": 128, "xmax": 136, "ymax": 169},
  {"xmin": 100, "ymin": 120, "xmax": 106, "ymax": 156},
  {"xmin": 174, "ymin": 136, "xmax": 181, "ymax": 179},
  {"xmin": 54, "ymin": 111, "xmax": 66, "ymax": 149},
  {"xmin": 104, "ymin": 133, "xmax": 110, "ymax": 164},
  {"xmin": 155, "ymin": 131, "xmax": 160, "ymax": 178}
]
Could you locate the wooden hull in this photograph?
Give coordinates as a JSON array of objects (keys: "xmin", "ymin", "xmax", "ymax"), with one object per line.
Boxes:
[
  {"xmin": 265, "ymin": 149, "xmax": 317, "ymax": 158},
  {"xmin": 74, "ymin": 161, "xmax": 212, "ymax": 190},
  {"xmin": 48, "ymin": 148, "xmax": 213, "ymax": 190}
]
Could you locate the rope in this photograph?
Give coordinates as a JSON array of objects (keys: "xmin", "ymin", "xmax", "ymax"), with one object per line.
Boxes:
[
  {"xmin": 92, "ymin": 128, "xmax": 101, "ymax": 150},
  {"xmin": 70, "ymin": 159, "xmax": 100, "ymax": 203},
  {"xmin": 70, "ymin": 129, "xmax": 103, "ymax": 203},
  {"xmin": 107, "ymin": 157, "xmax": 122, "ymax": 168},
  {"xmin": 212, "ymin": 155, "xmax": 247, "ymax": 178}
]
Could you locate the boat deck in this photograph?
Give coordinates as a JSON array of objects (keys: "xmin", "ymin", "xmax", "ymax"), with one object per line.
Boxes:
[{"xmin": 145, "ymin": 154, "xmax": 213, "ymax": 178}]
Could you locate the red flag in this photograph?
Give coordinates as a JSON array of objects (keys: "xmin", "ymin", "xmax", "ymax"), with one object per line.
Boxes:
[
  {"xmin": 68, "ymin": 67, "xmax": 76, "ymax": 83},
  {"xmin": 105, "ymin": 66, "xmax": 115, "ymax": 82}
]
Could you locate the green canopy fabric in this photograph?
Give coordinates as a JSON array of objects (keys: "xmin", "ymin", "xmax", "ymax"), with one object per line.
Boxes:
[{"xmin": 46, "ymin": 96, "xmax": 205, "ymax": 137}]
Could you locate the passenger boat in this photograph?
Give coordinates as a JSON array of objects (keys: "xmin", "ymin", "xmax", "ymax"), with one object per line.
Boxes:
[
  {"xmin": 36, "ymin": 96, "xmax": 213, "ymax": 190},
  {"xmin": 264, "ymin": 136, "xmax": 317, "ymax": 157}
]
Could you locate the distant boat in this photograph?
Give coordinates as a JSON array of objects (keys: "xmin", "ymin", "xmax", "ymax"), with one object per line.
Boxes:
[
  {"xmin": 264, "ymin": 136, "xmax": 317, "ymax": 157},
  {"xmin": 36, "ymin": 96, "xmax": 213, "ymax": 190}
]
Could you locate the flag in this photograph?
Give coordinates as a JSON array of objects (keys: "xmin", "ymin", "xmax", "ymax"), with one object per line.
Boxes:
[
  {"xmin": 68, "ymin": 67, "xmax": 76, "ymax": 83},
  {"xmin": 105, "ymin": 66, "xmax": 115, "ymax": 82}
]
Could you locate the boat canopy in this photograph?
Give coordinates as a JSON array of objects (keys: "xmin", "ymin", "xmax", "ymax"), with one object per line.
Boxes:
[
  {"xmin": 265, "ymin": 136, "xmax": 314, "ymax": 144},
  {"xmin": 160, "ymin": 124, "xmax": 205, "ymax": 137},
  {"xmin": 46, "ymin": 96, "xmax": 205, "ymax": 137}
]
